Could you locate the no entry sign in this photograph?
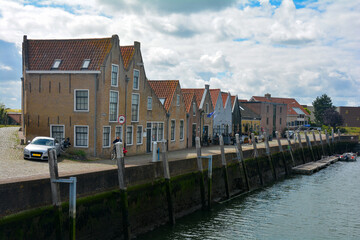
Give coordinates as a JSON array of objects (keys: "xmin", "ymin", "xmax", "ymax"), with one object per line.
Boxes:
[{"xmin": 118, "ymin": 115, "xmax": 125, "ymax": 125}]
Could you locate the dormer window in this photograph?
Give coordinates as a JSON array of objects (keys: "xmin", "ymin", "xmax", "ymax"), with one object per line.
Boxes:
[
  {"xmin": 52, "ymin": 59, "xmax": 61, "ymax": 69},
  {"xmin": 82, "ymin": 59, "xmax": 91, "ymax": 69}
]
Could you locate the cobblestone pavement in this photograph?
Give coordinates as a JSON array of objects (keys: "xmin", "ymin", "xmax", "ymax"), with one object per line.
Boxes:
[{"xmin": 0, "ymin": 127, "xmax": 328, "ymax": 183}]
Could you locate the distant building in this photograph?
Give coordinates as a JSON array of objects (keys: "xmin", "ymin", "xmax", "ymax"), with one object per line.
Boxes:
[
  {"xmin": 230, "ymin": 95, "xmax": 241, "ymax": 134},
  {"xmin": 238, "ymin": 102, "xmax": 261, "ymax": 135},
  {"xmin": 209, "ymin": 89, "xmax": 232, "ymax": 136},
  {"xmin": 337, "ymin": 106, "xmax": 360, "ymax": 127},
  {"xmin": 7, "ymin": 112, "xmax": 22, "ymax": 125}
]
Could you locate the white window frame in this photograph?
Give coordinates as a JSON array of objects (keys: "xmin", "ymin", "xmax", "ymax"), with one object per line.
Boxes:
[
  {"xmin": 159, "ymin": 98, "xmax": 165, "ymax": 105},
  {"xmin": 180, "ymin": 119, "xmax": 184, "ymax": 141},
  {"xmin": 109, "ymin": 90, "xmax": 119, "ymax": 122},
  {"xmin": 103, "ymin": 126, "xmax": 111, "ymax": 148},
  {"xmin": 50, "ymin": 124, "xmax": 65, "ymax": 141},
  {"xmin": 115, "ymin": 125, "xmax": 123, "ymax": 141},
  {"xmin": 111, "ymin": 64, "xmax": 119, "ymax": 87},
  {"xmin": 171, "ymin": 119, "xmax": 176, "ymax": 142},
  {"xmin": 137, "ymin": 125, "xmax": 143, "ymax": 145},
  {"xmin": 133, "ymin": 69, "xmax": 140, "ymax": 90},
  {"xmin": 52, "ymin": 59, "xmax": 61, "ymax": 69},
  {"xmin": 74, "ymin": 125, "xmax": 89, "ymax": 148},
  {"xmin": 193, "ymin": 102, "xmax": 196, "ymax": 116},
  {"xmin": 131, "ymin": 93, "xmax": 140, "ymax": 122},
  {"xmin": 82, "ymin": 59, "xmax": 91, "ymax": 69},
  {"xmin": 147, "ymin": 97, "xmax": 152, "ymax": 110},
  {"xmin": 177, "ymin": 94, "xmax": 180, "ymax": 106},
  {"xmin": 74, "ymin": 89, "xmax": 89, "ymax": 112},
  {"xmin": 126, "ymin": 125, "xmax": 133, "ymax": 146}
]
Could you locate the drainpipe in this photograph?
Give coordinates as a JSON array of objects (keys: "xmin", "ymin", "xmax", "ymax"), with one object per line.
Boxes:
[
  {"xmin": 166, "ymin": 113, "xmax": 170, "ymax": 150},
  {"xmin": 93, "ymin": 74, "xmax": 98, "ymax": 157},
  {"xmin": 124, "ymin": 75, "xmax": 129, "ymax": 148},
  {"xmin": 186, "ymin": 113, "xmax": 189, "ymax": 148}
]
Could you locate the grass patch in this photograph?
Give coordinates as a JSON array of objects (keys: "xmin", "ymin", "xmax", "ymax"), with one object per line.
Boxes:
[
  {"xmin": 61, "ymin": 149, "xmax": 88, "ymax": 161},
  {"xmin": 341, "ymin": 127, "xmax": 360, "ymax": 136}
]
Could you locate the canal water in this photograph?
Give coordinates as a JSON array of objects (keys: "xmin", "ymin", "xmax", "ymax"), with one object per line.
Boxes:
[{"xmin": 137, "ymin": 157, "xmax": 360, "ymax": 240}]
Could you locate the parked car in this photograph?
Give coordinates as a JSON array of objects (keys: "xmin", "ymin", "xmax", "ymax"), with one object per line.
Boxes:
[{"xmin": 23, "ymin": 137, "xmax": 61, "ymax": 161}]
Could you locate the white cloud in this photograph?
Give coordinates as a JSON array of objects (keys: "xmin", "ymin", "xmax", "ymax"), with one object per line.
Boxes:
[{"xmin": 0, "ymin": 64, "xmax": 12, "ymax": 71}]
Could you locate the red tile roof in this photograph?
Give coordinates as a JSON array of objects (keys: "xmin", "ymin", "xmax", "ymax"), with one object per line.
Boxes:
[
  {"xmin": 231, "ymin": 95, "xmax": 236, "ymax": 107},
  {"xmin": 148, "ymin": 80, "xmax": 179, "ymax": 112},
  {"xmin": 251, "ymin": 96, "xmax": 309, "ymax": 115},
  {"xmin": 238, "ymin": 99, "xmax": 248, "ymax": 103},
  {"xmin": 181, "ymin": 88, "xmax": 205, "ymax": 108},
  {"xmin": 182, "ymin": 92, "xmax": 195, "ymax": 113},
  {"xmin": 209, "ymin": 89, "xmax": 221, "ymax": 108},
  {"xmin": 221, "ymin": 92, "xmax": 229, "ymax": 107},
  {"xmin": 120, "ymin": 45, "xmax": 135, "ymax": 69},
  {"xmin": 26, "ymin": 37, "xmax": 113, "ymax": 71}
]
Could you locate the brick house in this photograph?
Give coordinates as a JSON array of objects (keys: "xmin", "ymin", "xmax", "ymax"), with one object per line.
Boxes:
[
  {"xmin": 231, "ymin": 95, "xmax": 241, "ymax": 135},
  {"xmin": 148, "ymin": 80, "xmax": 187, "ymax": 151},
  {"xmin": 181, "ymin": 84, "xmax": 214, "ymax": 145},
  {"xmin": 238, "ymin": 101, "xmax": 261, "ymax": 135},
  {"xmin": 120, "ymin": 43, "xmax": 167, "ymax": 154},
  {"xmin": 22, "ymin": 35, "xmax": 126, "ymax": 157},
  {"xmin": 337, "ymin": 106, "xmax": 360, "ymax": 127},
  {"xmin": 181, "ymin": 91, "xmax": 199, "ymax": 147}
]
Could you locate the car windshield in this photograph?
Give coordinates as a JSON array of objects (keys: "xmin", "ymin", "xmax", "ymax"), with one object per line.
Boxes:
[{"xmin": 32, "ymin": 139, "xmax": 54, "ymax": 146}]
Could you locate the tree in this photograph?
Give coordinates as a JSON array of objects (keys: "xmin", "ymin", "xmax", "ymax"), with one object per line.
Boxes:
[
  {"xmin": 0, "ymin": 103, "xmax": 8, "ymax": 125},
  {"xmin": 323, "ymin": 108, "xmax": 343, "ymax": 131},
  {"xmin": 312, "ymin": 94, "xmax": 334, "ymax": 125}
]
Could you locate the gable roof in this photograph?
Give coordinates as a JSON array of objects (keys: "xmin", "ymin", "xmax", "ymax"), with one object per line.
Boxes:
[
  {"xmin": 181, "ymin": 91, "xmax": 196, "ymax": 113},
  {"xmin": 26, "ymin": 37, "xmax": 113, "ymax": 71},
  {"xmin": 120, "ymin": 45, "xmax": 135, "ymax": 69},
  {"xmin": 209, "ymin": 89, "xmax": 221, "ymax": 108},
  {"xmin": 181, "ymin": 88, "xmax": 205, "ymax": 108},
  {"xmin": 148, "ymin": 80, "xmax": 179, "ymax": 112},
  {"xmin": 251, "ymin": 95, "xmax": 309, "ymax": 116},
  {"xmin": 221, "ymin": 92, "xmax": 229, "ymax": 108},
  {"xmin": 239, "ymin": 103, "xmax": 261, "ymax": 120}
]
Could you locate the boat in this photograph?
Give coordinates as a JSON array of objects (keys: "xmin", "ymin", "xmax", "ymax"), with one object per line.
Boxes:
[{"xmin": 339, "ymin": 152, "xmax": 357, "ymax": 162}]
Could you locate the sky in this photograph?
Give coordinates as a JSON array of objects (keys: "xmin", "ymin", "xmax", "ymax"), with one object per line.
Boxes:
[{"xmin": 0, "ymin": 0, "xmax": 359, "ymax": 109}]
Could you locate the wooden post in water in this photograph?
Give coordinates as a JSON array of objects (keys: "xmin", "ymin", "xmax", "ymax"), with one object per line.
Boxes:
[
  {"xmin": 195, "ymin": 137, "xmax": 206, "ymax": 209},
  {"xmin": 235, "ymin": 134, "xmax": 250, "ymax": 191},
  {"xmin": 312, "ymin": 130, "xmax": 320, "ymax": 160},
  {"xmin": 276, "ymin": 131, "xmax": 289, "ymax": 176},
  {"xmin": 48, "ymin": 149, "xmax": 63, "ymax": 240},
  {"xmin": 331, "ymin": 128, "xmax": 335, "ymax": 153},
  {"xmin": 297, "ymin": 131, "xmax": 306, "ymax": 164},
  {"xmin": 319, "ymin": 131, "xmax": 326, "ymax": 157},
  {"xmin": 286, "ymin": 131, "xmax": 295, "ymax": 167},
  {"xmin": 207, "ymin": 156, "xmax": 213, "ymax": 210},
  {"xmin": 251, "ymin": 133, "xmax": 263, "ymax": 186},
  {"xmin": 219, "ymin": 135, "xmax": 230, "ymax": 199},
  {"xmin": 325, "ymin": 130, "xmax": 331, "ymax": 155},
  {"xmin": 305, "ymin": 130, "xmax": 316, "ymax": 162},
  {"xmin": 115, "ymin": 142, "xmax": 131, "ymax": 240},
  {"xmin": 264, "ymin": 131, "xmax": 277, "ymax": 180},
  {"xmin": 161, "ymin": 140, "xmax": 175, "ymax": 225}
]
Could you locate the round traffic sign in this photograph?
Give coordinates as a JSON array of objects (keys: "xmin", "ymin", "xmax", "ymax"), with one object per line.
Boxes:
[{"xmin": 118, "ymin": 115, "xmax": 125, "ymax": 125}]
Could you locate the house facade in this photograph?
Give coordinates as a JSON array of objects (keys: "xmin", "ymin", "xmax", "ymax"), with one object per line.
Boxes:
[
  {"xmin": 238, "ymin": 101, "xmax": 261, "ymax": 135},
  {"xmin": 22, "ymin": 35, "xmax": 126, "ymax": 158},
  {"xmin": 337, "ymin": 106, "xmax": 360, "ymax": 127},
  {"xmin": 120, "ymin": 43, "xmax": 167, "ymax": 154},
  {"xmin": 210, "ymin": 89, "xmax": 232, "ymax": 136},
  {"xmin": 181, "ymin": 91, "xmax": 199, "ymax": 147},
  {"xmin": 231, "ymin": 95, "xmax": 241, "ymax": 135}
]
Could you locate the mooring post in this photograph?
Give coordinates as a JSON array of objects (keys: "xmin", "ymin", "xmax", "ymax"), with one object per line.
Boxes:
[
  {"xmin": 276, "ymin": 131, "xmax": 289, "ymax": 176},
  {"xmin": 331, "ymin": 128, "xmax": 335, "ymax": 153},
  {"xmin": 312, "ymin": 130, "xmax": 321, "ymax": 160},
  {"xmin": 286, "ymin": 131, "xmax": 295, "ymax": 167},
  {"xmin": 152, "ymin": 141, "xmax": 158, "ymax": 162},
  {"xmin": 305, "ymin": 131, "xmax": 316, "ymax": 162},
  {"xmin": 319, "ymin": 131, "xmax": 326, "ymax": 157},
  {"xmin": 115, "ymin": 142, "xmax": 130, "ymax": 240},
  {"xmin": 325, "ymin": 130, "xmax": 331, "ymax": 155},
  {"xmin": 265, "ymin": 131, "xmax": 277, "ymax": 180},
  {"xmin": 207, "ymin": 156, "xmax": 213, "ymax": 210},
  {"xmin": 251, "ymin": 133, "xmax": 263, "ymax": 186},
  {"xmin": 235, "ymin": 134, "xmax": 250, "ymax": 191},
  {"xmin": 68, "ymin": 177, "xmax": 77, "ymax": 240},
  {"xmin": 161, "ymin": 140, "xmax": 175, "ymax": 225},
  {"xmin": 297, "ymin": 131, "xmax": 306, "ymax": 164},
  {"xmin": 48, "ymin": 149, "xmax": 63, "ymax": 240},
  {"xmin": 337, "ymin": 129, "xmax": 341, "ymax": 142},
  {"xmin": 219, "ymin": 135, "xmax": 230, "ymax": 199},
  {"xmin": 336, "ymin": 129, "xmax": 341, "ymax": 153},
  {"xmin": 195, "ymin": 137, "xmax": 206, "ymax": 210}
]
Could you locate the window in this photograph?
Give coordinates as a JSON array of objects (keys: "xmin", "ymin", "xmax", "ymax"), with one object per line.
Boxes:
[
  {"xmin": 152, "ymin": 123, "xmax": 158, "ymax": 141},
  {"xmin": 133, "ymin": 69, "xmax": 139, "ymax": 90},
  {"xmin": 159, "ymin": 98, "xmax": 165, "ymax": 105},
  {"xmin": 103, "ymin": 126, "xmax": 111, "ymax": 148},
  {"xmin": 109, "ymin": 91, "xmax": 118, "ymax": 122},
  {"xmin": 82, "ymin": 59, "xmax": 90, "ymax": 69},
  {"xmin": 280, "ymin": 118, "xmax": 282, "ymax": 125},
  {"xmin": 193, "ymin": 102, "xmax": 196, "ymax": 116},
  {"xmin": 158, "ymin": 123, "xmax": 164, "ymax": 141},
  {"xmin": 52, "ymin": 59, "xmax": 61, "ymax": 69},
  {"xmin": 137, "ymin": 126, "xmax": 143, "ymax": 144},
  {"xmin": 115, "ymin": 126, "xmax": 123, "ymax": 141},
  {"xmin": 111, "ymin": 64, "xmax": 118, "ymax": 87},
  {"xmin": 177, "ymin": 94, "xmax": 180, "ymax": 106},
  {"xmin": 171, "ymin": 120, "xmax": 175, "ymax": 141},
  {"xmin": 74, "ymin": 126, "xmax": 88, "ymax": 148},
  {"xmin": 131, "ymin": 94, "xmax": 140, "ymax": 122},
  {"xmin": 267, "ymin": 105, "xmax": 269, "ymax": 113},
  {"xmin": 50, "ymin": 125, "xmax": 64, "ymax": 142},
  {"xmin": 280, "ymin": 107, "xmax": 282, "ymax": 113},
  {"xmin": 147, "ymin": 97, "xmax": 152, "ymax": 110},
  {"xmin": 266, "ymin": 117, "xmax": 269, "ymax": 125},
  {"xmin": 180, "ymin": 120, "xmax": 184, "ymax": 140},
  {"xmin": 126, "ymin": 126, "xmax": 133, "ymax": 145},
  {"xmin": 206, "ymin": 103, "xmax": 209, "ymax": 114},
  {"xmin": 74, "ymin": 89, "xmax": 89, "ymax": 111}
]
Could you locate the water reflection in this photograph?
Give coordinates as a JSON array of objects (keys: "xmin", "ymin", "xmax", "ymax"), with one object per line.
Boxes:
[{"xmin": 137, "ymin": 158, "xmax": 360, "ymax": 240}]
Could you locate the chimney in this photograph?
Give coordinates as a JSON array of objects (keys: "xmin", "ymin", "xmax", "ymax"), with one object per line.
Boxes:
[
  {"xmin": 111, "ymin": 34, "xmax": 119, "ymax": 46},
  {"xmin": 134, "ymin": 41, "xmax": 140, "ymax": 50},
  {"xmin": 265, "ymin": 93, "xmax": 271, "ymax": 100},
  {"xmin": 205, "ymin": 84, "xmax": 209, "ymax": 90}
]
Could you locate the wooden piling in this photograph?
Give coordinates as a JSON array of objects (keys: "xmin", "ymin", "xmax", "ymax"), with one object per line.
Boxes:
[
  {"xmin": 219, "ymin": 135, "xmax": 230, "ymax": 199},
  {"xmin": 251, "ymin": 133, "xmax": 263, "ymax": 186},
  {"xmin": 161, "ymin": 140, "xmax": 175, "ymax": 225},
  {"xmin": 207, "ymin": 156, "xmax": 213, "ymax": 210},
  {"xmin": 286, "ymin": 131, "xmax": 295, "ymax": 167},
  {"xmin": 195, "ymin": 137, "xmax": 206, "ymax": 210},
  {"xmin": 235, "ymin": 134, "xmax": 250, "ymax": 191},
  {"xmin": 312, "ymin": 130, "xmax": 321, "ymax": 160},
  {"xmin": 297, "ymin": 131, "xmax": 306, "ymax": 164},
  {"xmin": 276, "ymin": 131, "xmax": 289, "ymax": 176},
  {"xmin": 115, "ymin": 142, "xmax": 130, "ymax": 240},
  {"xmin": 264, "ymin": 131, "xmax": 277, "ymax": 180},
  {"xmin": 305, "ymin": 131, "xmax": 316, "ymax": 162},
  {"xmin": 319, "ymin": 131, "xmax": 326, "ymax": 157}
]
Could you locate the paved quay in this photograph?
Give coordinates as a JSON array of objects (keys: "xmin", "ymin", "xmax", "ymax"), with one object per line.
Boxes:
[{"xmin": 0, "ymin": 127, "xmax": 328, "ymax": 183}]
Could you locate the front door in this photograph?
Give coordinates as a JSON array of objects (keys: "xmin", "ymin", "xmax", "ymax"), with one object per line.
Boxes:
[
  {"xmin": 192, "ymin": 124, "xmax": 196, "ymax": 147},
  {"xmin": 146, "ymin": 128, "xmax": 151, "ymax": 153}
]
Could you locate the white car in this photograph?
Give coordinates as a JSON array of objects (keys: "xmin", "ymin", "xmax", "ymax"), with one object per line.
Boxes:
[{"xmin": 23, "ymin": 137, "xmax": 61, "ymax": 161}]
